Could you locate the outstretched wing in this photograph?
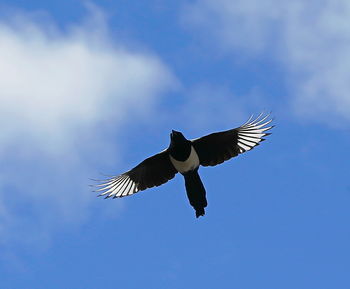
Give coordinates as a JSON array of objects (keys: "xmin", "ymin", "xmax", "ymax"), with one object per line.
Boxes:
[
  {"xmin": 191, "ymin": 113, "xmax": 273, "ymax": 167},
  {"xmin": 94, "ymin": 150, "xmax": 177, "ymax": 198}
]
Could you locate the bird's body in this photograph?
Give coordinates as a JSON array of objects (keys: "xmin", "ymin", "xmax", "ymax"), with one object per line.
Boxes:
[
  {"xmin": 94, "ymin": 113, "xmax": 273, "ymax": 218},
  {"xmin": 168, "ymin": 131, "xmax": 206, "ymax": 217},
  {"xmin": 169, "ymin": 137, "xmax": 199, "ymax": 173}
]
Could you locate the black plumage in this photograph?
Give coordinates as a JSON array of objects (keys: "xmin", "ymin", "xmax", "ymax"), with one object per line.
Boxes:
[{"xmin": 93, "ymin": 113, "xmax": 273, "ymax": 218}]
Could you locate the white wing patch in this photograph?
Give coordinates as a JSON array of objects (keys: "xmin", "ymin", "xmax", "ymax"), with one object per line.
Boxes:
[
  {"xmin": 237, "ymin": 113, "xmax": 274, "ymax": 154},
  {"xmin": 93, "ymin": 174, "xmax": 139, "ymax": 198}
]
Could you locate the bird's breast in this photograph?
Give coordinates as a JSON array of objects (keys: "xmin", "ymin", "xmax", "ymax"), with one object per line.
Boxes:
[{"xmin": 169, "ymin": 146, "xmax": 200, "ymax": 174}]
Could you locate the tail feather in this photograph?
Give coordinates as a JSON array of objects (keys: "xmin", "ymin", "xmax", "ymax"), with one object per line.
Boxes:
[{"xmin": 183, "ymin": 169, "xmax": 207, "ymax": 218}]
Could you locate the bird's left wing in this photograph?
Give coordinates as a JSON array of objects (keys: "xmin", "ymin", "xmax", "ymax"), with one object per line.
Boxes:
[
  {"xmin": 191, "ymin": 113, "xmax": 273, "ymax": 167},
  {"xmin": 94, "ymin": 150, "xmax": 177, "ymax": 198}
]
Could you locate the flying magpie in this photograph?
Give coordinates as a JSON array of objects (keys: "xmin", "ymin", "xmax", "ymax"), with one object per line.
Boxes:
[{"xmin": 94, "ymin": 113, "xmax": 273, "ymax": 218}]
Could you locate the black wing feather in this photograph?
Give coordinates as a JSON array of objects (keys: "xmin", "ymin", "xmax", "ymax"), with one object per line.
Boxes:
[
  {"xmin": 192, "ymin": 113, "xmax": 273, "ymax": 167},
  {"xmin": 94, "ymin": 150, "xmax": 177, "ymax": 198}
]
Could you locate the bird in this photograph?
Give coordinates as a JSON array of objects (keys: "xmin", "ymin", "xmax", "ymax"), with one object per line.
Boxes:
[{"xmin": 93, "ymin": 113, "xmax": 273, "ymax": 218}]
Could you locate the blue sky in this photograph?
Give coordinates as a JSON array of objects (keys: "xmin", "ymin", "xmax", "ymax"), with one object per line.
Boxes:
[{"xmin": 0, "ymin": 1, "xmax": 349, "ymax": 288}]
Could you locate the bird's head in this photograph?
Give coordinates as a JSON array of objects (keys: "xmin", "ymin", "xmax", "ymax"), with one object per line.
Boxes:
[
  {"xmin": 169, "ymin": 130, "xmax": 191, "ymax": 160},
  {"xmin": 170, "ymin": 130, "xmax": 186, "ymax": 144}
]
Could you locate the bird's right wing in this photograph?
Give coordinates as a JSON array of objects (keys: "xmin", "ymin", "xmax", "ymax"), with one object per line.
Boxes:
[
  {"xmin": 93, "ymin": 150, "xmax": 177, "ymax": 198},
  {"xmin": 191, "ymin": 113, "xmax": 273, "ymax": 167}
]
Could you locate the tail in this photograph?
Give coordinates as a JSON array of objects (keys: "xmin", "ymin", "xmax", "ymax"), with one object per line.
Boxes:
[{"xmin": 183, "ymin": 169, "xmax": 207, "ymax": 218}]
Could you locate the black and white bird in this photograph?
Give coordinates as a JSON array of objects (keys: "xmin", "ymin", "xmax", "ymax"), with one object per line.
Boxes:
[{"xmin": 94, "ymin": 113, "xmax": 273, "ymax": 218}]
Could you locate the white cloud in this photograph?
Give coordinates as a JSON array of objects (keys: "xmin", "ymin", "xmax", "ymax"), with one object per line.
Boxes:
[
  {"xmin": 184, "ymin": 0, "xmax": 350, "ymax": 123},
  {"xmin": 0, "ymin": 7, "xmax": 176, "ymax": 246},
  {"xmin": 0, "ymin": 10, "xmax": 174, "ymax": 153}
]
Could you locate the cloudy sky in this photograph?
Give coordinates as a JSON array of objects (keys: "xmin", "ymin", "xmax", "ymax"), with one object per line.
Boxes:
[{"xmin": 1, "ymin": 1, "xmax": 349, "ymax": 288}]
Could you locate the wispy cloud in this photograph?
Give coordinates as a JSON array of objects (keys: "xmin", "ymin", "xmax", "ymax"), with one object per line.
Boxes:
[
  {"xmin": 183, "ymin": 0, "xmax": 350, "ymax": 124},
  {"xmin": 0, "ymin": 6, "xmax": 176, "ymax": 246},
  {"xmin": 177, "ymin": 84, "xmax": 266, "ymax": 134}
]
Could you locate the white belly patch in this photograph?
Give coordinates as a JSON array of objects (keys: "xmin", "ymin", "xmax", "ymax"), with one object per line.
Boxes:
[{"xmin": 170, "ymin": 146, "xmax": 200, "ymax": 173}]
